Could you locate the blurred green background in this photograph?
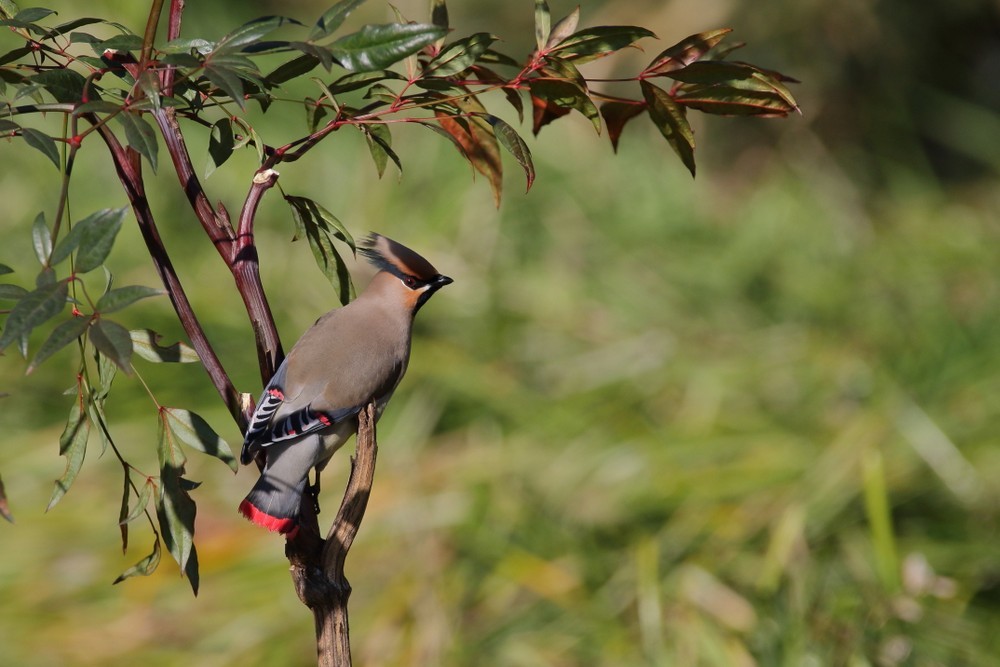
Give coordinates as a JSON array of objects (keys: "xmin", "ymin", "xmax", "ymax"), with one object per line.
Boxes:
[{"xmin": 2, "ymin": 0, "xmax": 999, "ymax": 665}]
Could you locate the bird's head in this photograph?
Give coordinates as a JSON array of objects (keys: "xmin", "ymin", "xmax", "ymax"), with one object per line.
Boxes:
[{"xmin": 359, "ymin": 233, "xmax": 453, "ymax": 313}]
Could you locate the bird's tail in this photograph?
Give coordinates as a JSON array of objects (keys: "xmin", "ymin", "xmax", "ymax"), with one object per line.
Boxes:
[
  {"xmin": 239, "ymin": 437, "xmax": 321, "ymax": 538},
  {"xmin": 239, "ymin": 476, "xmax": 306, "ymax": 538}
]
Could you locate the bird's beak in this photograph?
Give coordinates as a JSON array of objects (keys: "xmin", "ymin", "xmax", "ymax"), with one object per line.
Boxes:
[{"xmin": 434, "ymin": 275, "xmax": 454, "ymax": 289}]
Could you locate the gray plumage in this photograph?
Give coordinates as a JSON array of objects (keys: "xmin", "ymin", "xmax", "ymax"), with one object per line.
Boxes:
[{"xmin": 239, "ymin": 233, "xmax": 452, "ymax": 536}]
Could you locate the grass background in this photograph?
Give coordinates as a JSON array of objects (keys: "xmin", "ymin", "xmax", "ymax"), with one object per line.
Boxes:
[{"xmin": 1, "ymin": 0, "xmax": 998, "ymax": 665}]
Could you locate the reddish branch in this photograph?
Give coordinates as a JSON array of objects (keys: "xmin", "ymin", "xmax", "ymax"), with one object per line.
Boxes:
[{"xmin": 91, "ymin": 121, "xmax": 244, "ymax": 426}]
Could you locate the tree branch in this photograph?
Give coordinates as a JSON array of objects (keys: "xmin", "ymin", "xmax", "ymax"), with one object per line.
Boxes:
[
  {"xmin": 91, "ymin": 120, "xmax": 245, "ymax": 427},
  {"xmin": 286, "ymin": 401, "xmax": 379, "ymax": 667},
  {"xmin": 152, "ymin": 106, "xmax": 284, "ymax": 386}
]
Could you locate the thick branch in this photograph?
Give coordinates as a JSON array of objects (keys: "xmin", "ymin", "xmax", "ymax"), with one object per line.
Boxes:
[
  {"xmin": 234, "ymin": 168, "xmax": 284, "ymax": 381},
  {"xmin": 152, "ymin": 106, "xmax": 284, "ymax": 387},
  {"xmin": 286, "ymin": 402, "xmax": 379, "ymax": 667},
  {"xmin": 152, "ymin": 107, "xmax": 234, "ymax": 251},
  {"xmin": 92, "ymin": 121, "xmax": 244, "ymax": 427}
]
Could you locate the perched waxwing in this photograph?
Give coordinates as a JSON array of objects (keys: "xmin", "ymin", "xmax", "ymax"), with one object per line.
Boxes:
[{"xmin": 239, "ymin": 233, "xmax": 452, "ymax": 537}]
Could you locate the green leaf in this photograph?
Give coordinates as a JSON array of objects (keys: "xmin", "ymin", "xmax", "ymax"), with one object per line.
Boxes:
[
  {"xmin": 0, "ymin": 284, "xmax": 28, "ymax": 300},
  {"xmin": 0, "ymin": 280, "xmax": 67, "ymax": 351},
  {"xmin": 27, "ymin": 315, "xmax": 91, "ymax": 373},
  {"xmin": 15, "ymin": 7, "xmax": 54, "ymax": 23},
  {"xmin": 549, "ymin": 25, "xmax": 656, "ymax": 63},
  {"xmin": 47, "ymin": 400, "xmax": 91, "ymax": 511},
  {"xmin": 113, "ymin": 537, "xmax": 161, "ymax": 584},
  {"xmin": 156, "ymin": 413, "xmax": 199, "ymax": 595},
  {"xmin": 163, "ymin": 408, "xmax": 237, "ymax": 473},
  {"xmin": 97, "ymin": 33, "xmax": 143, "ymax": 53},
  {"xmin": 116, "ymin": 111, "xmax": 158, "ymax": 172},
  {"xmin": 69, "ymin": 207, "xmax": 126, "ymax": 273},
  {"xmin": 534, "ymin": 0, "xmax": 550, "ymax": 52},
  {"xmin": 430, "ymin": 0, "xmax": 448, "ymax": 31},
  {"xmin": 0, "ymin": 263, "xmax": 11, "ymax": 275},
  {"xmin": 31, "ymin": 68, "xmax": 87, "ymax": 103},
  {"xmin": 31, "ymin": 211, "xmax": 50, "ymax": 265},
  {"xmin": 89, "ymin": 318, "xmax": 133, "ymax": 372},
  {"xmin": 486, "ymin": 114, "xmax": 534, "ymax": 192},
  {"xmin": 286, "ymin": 195, "xmax": 355, "ymax": 304},
  {"xmin": 21, "ymin": 127, "xmax": 60, "ymax": 168},
  {"xmin": 0, "ymin": 1, "xmax": 21, "ymax": 21},
  {"xmin": 96, "ymin": 285, "xmax": 164, "ymax": 313},
  {"xmin": 326, "ymin": 68, "xmax": 404, "ymax": 94},
  {"xmin": 205, "ymin": 117, "xmax": 234, "ymax": 178},
  {"xmin": 309, "ymin": 0, "xmax": 367, "ymax": 41},
  {"xmin": 425, "ymin": 32, "xmax": 496, "ymax": 77},
  {"xmin": 204, "ymin": 60, "xmax": 247, "ymax": 108},
  {"xmin": 330, "ymin": 23, "xmax": 447, "ymax": 73},
  {"xmin": 42, "ymin": 16, "xmax": 105, "ymax": 41},
  {"xmin": 599, "ymin": 99, "xmax": 646, "ymax": 152},
  {"xmin": 161, "ymin": 37, "xmax": 213, "ymax": 54},
  {"xmin": 362, "ymin": 122, "xmax": 398, "ymax": 178},
  {"xmin": 49, "ymin": 211, "xmax": 119, "ymax": 273},
  {"xmin": 137, "ymin": 69, "xmax": 161, "ymax": 111},
  {"xmin": 289, "ymin": 41, "xmax": 335, "ymax": 72},
  {"xmin": 216, "ymin": 15, "xmax": 295, "ymax": 53},
  {"xmin": 120, "ymin": 476, "xmax": 154, "ymax": 526},
  {"xmin": 646, "ymin": 28, "xmax": 732, "ymax": 75},
  {"xmin": 129, "ymin": 329, "xmax": 199, "ymax": 363},
  {"xmin": 265, "ymin": 53, "xmax": 320, "ymax": 85},
  {"xmin": 640, "ymin": 79, "xmax": 695, "ymax": 177}
]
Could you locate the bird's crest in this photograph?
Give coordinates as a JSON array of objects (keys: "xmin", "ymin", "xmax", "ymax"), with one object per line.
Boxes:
[{"xmin": 359, "ymin": 233, "xmax": 440, "ymax": 281}]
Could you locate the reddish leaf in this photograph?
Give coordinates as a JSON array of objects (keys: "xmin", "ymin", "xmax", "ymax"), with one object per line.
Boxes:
[
  {"xmin": 545, "ymin": 7, "xmax": 580, "ymax": 49},
  {"xmin": 436, "ymin": 111, "xmax": 502, "ymax": 207},
  {"xmin": 549, "ymin": 25, "xmax": 656, "ymax": 64},
  {"xmin": 528, "ymin": 77, "xmax": 600, "ymax": 134},
  {"xmin": 530, "ymin": 92, "xmax": 570, "ymax": 135},
  {"xmin": 640, "ymin": 79, "xmax": 695, "ymax": 177},
  {"xmin": 646, "ymin": 28, "xmax": 732, "ymax": 74},
  {"xmin": 599, "ymin": 99, "xmax": 646, "ymax": 152},
  {"xmin": 675, "ymin": 86, "xmax": 796, "ymax": 117},
  {"xmin": 668, "ymin": 61, "xmax": 799, "ymax": 116}
]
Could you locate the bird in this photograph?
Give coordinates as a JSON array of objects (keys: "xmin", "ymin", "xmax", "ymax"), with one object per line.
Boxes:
[{"xmin": 238, "ymin": 233, "xmax": 452, "ymax": 538}]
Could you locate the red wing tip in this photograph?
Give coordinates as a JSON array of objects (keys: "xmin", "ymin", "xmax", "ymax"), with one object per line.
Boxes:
[{"xmin": 239, "ymin": 499, "xmax": 299, "ymax": 539}]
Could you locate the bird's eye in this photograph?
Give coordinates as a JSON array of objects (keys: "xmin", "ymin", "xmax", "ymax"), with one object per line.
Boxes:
[{"xmin": 403, "ymin": 275, "xmax": 418, "ymax": 288}]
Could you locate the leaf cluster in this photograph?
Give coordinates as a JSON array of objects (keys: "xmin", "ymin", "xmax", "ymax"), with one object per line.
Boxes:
[{"xmin": 0, "ymin": 0, "xmax": 798, "ymax": 592}]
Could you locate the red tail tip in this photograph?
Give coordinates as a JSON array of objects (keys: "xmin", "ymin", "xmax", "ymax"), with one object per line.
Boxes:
[{"xmin": 239, "ymin": 499, "xmax": 299, "ymax": 539}]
